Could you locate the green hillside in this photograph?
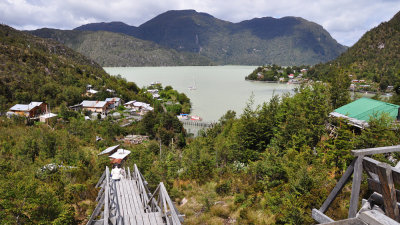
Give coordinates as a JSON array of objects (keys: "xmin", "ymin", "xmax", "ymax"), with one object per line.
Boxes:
[
  {"xmin": 75, "ymin": 10, "xmax": 347, "ymax": 66},
  {"xmin": 309, "ymin": 11, "xmax": 400, "ymax": 89},
  {"xmin": 0, "ymin": 25, "xmax": 150, "ymax": 113},
  {"xmin": 29, "ymin": 28, "xmax": 214, "ymax": 67}
]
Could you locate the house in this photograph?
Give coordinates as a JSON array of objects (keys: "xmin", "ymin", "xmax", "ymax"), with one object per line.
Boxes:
[
  {"xmin": 300, "ymin": 68, "xmax": 307, "ymax": 74},
  {"xmin": 109, "ymin": 149, "xmax": 131, "ymax": 164},
  {"xmin": 105, "ymin": 97, "xmax": 122, "ymax": 109},
  {"xmin": 98, "ymin": 144, "xmax": 120, "ymax": 156},
  {"xmin": 81, "ymin": 100, "xmax": 109, "ymax": 114},
  {"xmin": 330, "ymin": 98, "xmax": 400, "ymax": 128},
  {"xmin": 288, "ymin": 74, "xmax": 295, "ymax": 79},
  {"xmin": 7, "ymin": 102, "xmax": 47, "ymax": 118},
  {"xmin": 123, "ymin": 101, "xmax": 153, "ymax": 115},
  {"xmin": 124, "ymin": 100, "xmax": 136, "ymax": 109},
  {"xmin": 39, "ymin": 113, "xmax": 58, "ymax": 123}
]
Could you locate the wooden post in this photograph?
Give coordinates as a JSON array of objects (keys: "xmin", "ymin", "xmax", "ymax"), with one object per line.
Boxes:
[
  {"xmin": 348, "ymin": 156, "xmax": 364, "ymax": 218},
  {"xmin": 319, "ymin": 159, "xmax": 356, "ymax": 213},
  {"xmin": 376, "ymin": 163, "xmax": 400, "ymax": 222}
]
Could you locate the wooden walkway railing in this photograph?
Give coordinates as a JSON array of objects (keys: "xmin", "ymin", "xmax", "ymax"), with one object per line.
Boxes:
[
  {"xmin": 312, "ymin": 145, "xmax": 400, "ymax": 224},
  {"xmin": 87, "ymin": 165, "xmax": 183, "ymax": 225}
]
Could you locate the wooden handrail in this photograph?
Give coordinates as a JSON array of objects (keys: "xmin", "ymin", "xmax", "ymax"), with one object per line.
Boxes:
[{"xmin": 104, "ymin": 166, "xmax": 110, "ymax": 225}]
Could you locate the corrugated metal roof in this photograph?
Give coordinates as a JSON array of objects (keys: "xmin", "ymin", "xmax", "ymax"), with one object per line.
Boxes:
[
  {"xmin": 334, "ymin": 98, "xmax": 400, "ymax": 122},
  {"xmin": 81, "ymin": 100, "xmax": 107, "ymax": 108},
  {"xmin": 109, "ymin": 149, "xmax": 131, "ymax": 159},
  {"xmin": 105, "ymin": 97, "xmax": 121, "ymax": 102},
  {"xmin": 98, "ymin": 144, "xmax": 120, "ymax": 155},
  {"xmin": 10, "ymin": 102, "xmax": 43, "ymax": 111}
]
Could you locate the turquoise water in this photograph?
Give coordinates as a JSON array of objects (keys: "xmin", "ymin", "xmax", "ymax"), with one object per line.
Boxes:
[{"xmin": 105, "ymin": 66, "xmax": 294, "ymax": 122}]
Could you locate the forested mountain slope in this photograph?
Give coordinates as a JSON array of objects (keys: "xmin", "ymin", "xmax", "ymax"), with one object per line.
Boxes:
[
  {"xmin": 30, "ymin": 28, "xmax": 214, "ymax": 67},
  {"xmin": 309, "ymin": 11, "xmax": 400, "ymax": 88}
]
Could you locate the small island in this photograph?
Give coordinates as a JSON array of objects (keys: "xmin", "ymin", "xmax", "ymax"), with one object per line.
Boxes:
[{"xmin": 245, "ymin": 65, "xmax": 310, "ymax": 83}]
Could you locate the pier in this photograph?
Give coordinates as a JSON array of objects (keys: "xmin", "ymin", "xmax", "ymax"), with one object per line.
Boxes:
[
  {"xmin": 87, "ymin": 165, "xmax": 183, "ymax": 225},
  {"xmin": 181, "ymin": 120, "xmax": 214, "ymax": 137}
]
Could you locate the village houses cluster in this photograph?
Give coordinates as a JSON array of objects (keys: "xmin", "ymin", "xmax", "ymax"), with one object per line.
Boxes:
[{"xmin": 6, "ymin": 84, "xmax": 154, "ymax": 122}]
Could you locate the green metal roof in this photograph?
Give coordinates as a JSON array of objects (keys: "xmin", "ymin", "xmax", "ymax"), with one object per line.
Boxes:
[{"xmin": 334, "ymin": 98, "xmax": 400, "ymax": 122}]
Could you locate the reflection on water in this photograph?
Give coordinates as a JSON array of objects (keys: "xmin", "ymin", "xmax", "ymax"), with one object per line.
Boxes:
[{"xmin": 105, "ymin": 66, "xmax": 294, "ymax": 122}]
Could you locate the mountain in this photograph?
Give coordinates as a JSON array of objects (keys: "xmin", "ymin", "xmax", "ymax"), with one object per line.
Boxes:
[
  {"xmin": 74, "ymin": 9, "xmax": 347, "ymax": 66},
  {"xmin": 308, "ymin": 11, "xmax": 400, "ymax": 87},
  {"xmin": 0, "ymin": 24, "xmax": 142, "ymax": 111},
  {"xmin": 29, "ymin": 28, "xmax": 214, "ymax": 67}
]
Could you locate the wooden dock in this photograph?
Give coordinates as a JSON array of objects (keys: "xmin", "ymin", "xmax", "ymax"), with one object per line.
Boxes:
[{"xmin": 87, "ymin": 165, "xmax": 183, "ymax": 225}]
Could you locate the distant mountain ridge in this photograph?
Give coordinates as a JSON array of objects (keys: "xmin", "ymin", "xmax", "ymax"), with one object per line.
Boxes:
[
  {"xmin": 29, "ymin": 28, "xmax": 214, "ymax": 67},
  {"xmin": 74, "ymin": 9, "xmax": 347, "ymax": 66}
]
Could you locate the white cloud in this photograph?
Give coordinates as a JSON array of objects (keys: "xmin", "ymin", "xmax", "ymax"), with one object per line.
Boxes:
[{"xmin": 0, "ymin": 0, "xmax": 399, "ymax": 46}]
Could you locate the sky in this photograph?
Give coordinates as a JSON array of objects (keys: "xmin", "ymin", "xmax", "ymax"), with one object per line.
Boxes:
[{"xmin": 1, "ymin": 0, "xmax": 399, "ymax": 46}]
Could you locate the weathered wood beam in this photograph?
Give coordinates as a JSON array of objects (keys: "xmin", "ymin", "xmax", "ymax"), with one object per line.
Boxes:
[
  {"xmin": 95, "ymin": 170, "xmax": 106, "ymax": 188},
  {"xmin": 367, "ymin": 178, "xmax": 400, "ymax": 202},
  {"xmin": 376, "ymin": 163, "xmax": 400, "ymax": 222},
  {"xmin": 352, "ymin": 145, "xmax": 400, "ymax": 157},
  {"xmin": 104, "ymin": 167, "xmax": 110, "ymax": 225},
  {"xmin": 86, "ymin": 194, "xmax": 105, "ymax": 225},
  {"xmin": 320, "ymin": 159, "xmax": 356, "ymax": 213},
  {"xmin": 358, "ymin": 210, "xmax": 400, "ymax": 225},
  {"xmin": 349, "ymin": 156, "xmax": 364, "ymax": 218},
  {"xmin": 312, "ymin": 208, "xmax": 334, "ymax": 223}
]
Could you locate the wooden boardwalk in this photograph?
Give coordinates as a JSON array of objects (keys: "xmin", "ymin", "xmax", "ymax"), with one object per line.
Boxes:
[
  {"xmin": 114, "ymin": 179, "xmax": 164, "ymax": 225},
  {"xmin": 87, "ymin": 165, "xmax": 183, "ymax": 225}
]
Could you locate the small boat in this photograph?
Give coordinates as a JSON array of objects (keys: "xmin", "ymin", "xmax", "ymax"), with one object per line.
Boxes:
[
  {"xmin": 188, "ymin": 76, "xmax": 197, "ymax": 90},
  {"xmin": 190, "ymin": 115, "xmax": 202, "ymax": 121},
  {"xmin": 177, "ymin": 114, "xmax": 189, "ymax": 120}
]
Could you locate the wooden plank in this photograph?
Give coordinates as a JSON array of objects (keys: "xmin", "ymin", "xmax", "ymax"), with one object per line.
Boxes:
[
  {"xmin": 320, "ymin": 159, "xmax": 356, "ymax": 213},
  {"xmin": 352, "ymin": 145, "xmax": 400, "ymax": 157},
  {"xmin": 376, "ymin": 163, "xmax": 400, "ymax": 221},
  {"xmin": 312, "ymin": 208, "xmax": 334, "ymax": 223},
  {"xmin": 127, "ymin": 179, "xmax": 142, "ymax": 214},
  {"xmin": 135, "ymin": 214, "xmax": 144, "ymax": 225},
  {"xmin": 322, "ymin": 218, "xmax": 366, "ymax": 225},
  {"xmin": 87, "ymin": 194, "xmax": 105, "ymax": 225},
  {"xmin": 116, "ymin": 181, "xmax": 125, "ymax": 216},
  {"xmin": 121, "ymin": 180, "xmax": 134, "ymax": 216},
  {"xmin": 349, "ymin": 156, "xmax": 364, "ymax": 218},
  {"xmin": 95, "ymin": 170, "xmax": 106, "ymax": 188},
  {"xmin": 142, "ymin": 214, "xmax": 151, "ymax": 225},
  {"xmin": 148, "ymin": 212, "xmax": 158, "ymax": 224},
  {"xmin": 131, "ymin": 180, "xmax": 145, "ymax": 212},
  {"xmin": 153, "ymin": 212, "xmax": 164, "ymax": 225},
  {"xmin": 104, "ymin": 167, "xmax": 110, "ymax": 225},
  {"xmin": 362, "ymin": 157, "xmax": 380, "ymax": 175},
  {"xmin": 123, "ymin": 214, "xmax": 130, "ymax": 225},
  {"xmin": 358, "ymin": 210, "xmax": 400, "ymax": 225},
  {"xmin": 122, "ymin": 180, "xmax": 135, "ymax": 217},
  {"xmin": 160, "ymin": 183, "xmax": 181, "ymax": 224},
  {"xmin": 126, "ymin": 180, "xmax": 139, "ymax": 216}
]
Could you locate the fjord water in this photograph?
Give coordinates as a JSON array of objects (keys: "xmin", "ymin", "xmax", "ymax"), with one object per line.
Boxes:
[{"xmin": 105, "ymin": 66, "xmax": 294, "ymax": 122}]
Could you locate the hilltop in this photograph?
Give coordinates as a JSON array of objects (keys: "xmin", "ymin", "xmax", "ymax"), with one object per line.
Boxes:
[
  {"xmin": 309, "ymin": 11, "xmax": 400, "ymax": 90},
  {"xmin": 74, "ymin": 9, "xmax": 346, "ymax": 66},
  {"xmin": 29, "ymin": 28, "xmax": 214, "ymax": 67}
]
